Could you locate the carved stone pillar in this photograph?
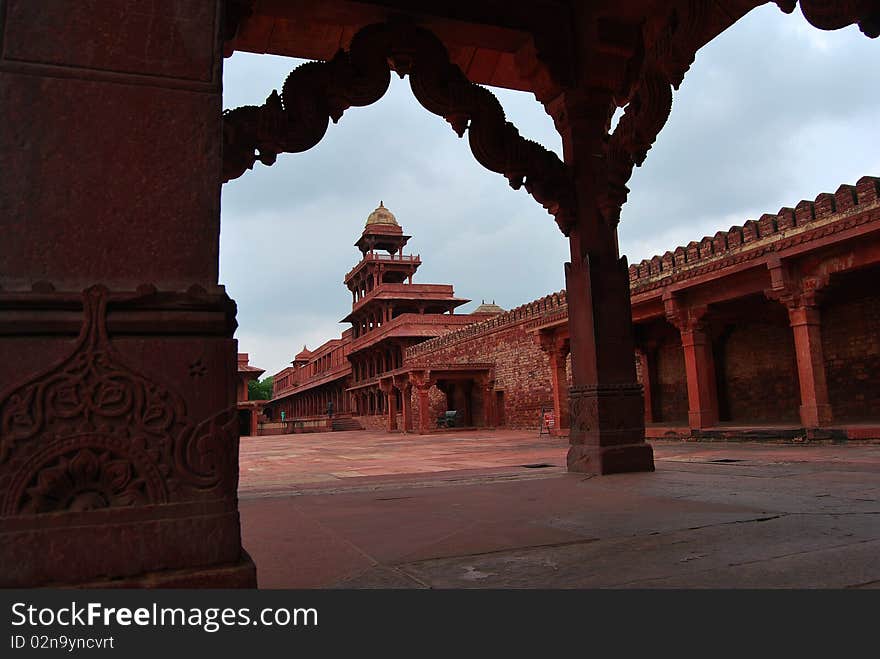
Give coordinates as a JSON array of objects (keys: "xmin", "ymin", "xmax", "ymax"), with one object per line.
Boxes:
[
  {"xmin": 665, "ymin": 297, "xmax": 718, "ymax": 430},
  {"xmin": 0, "ymin": 1, "xmax": 254, "ymax": 587},
  {"xmin": 379, "ymin": 378, "xmax": 397, "ymax": 432},
  {"xmin": 481, "ymin": 376, "xmax": 496, "ymax": 428},
  {"xmin": 766, "ymin": 264, "xmax": 833, "ymax": 428},
  {"xmin": 787, "ymin": 304, "xmax": 833, "ymax": 427},
  {"xmin": 550, "ymin": 88, "xmax": 654, "ymax": 474},
  {"xmin": 411, "ymin": 371, "xmax": 433, "ymax": 435},
  {"xmin": 636, "ymin": 348, "xmax": 654, "ymax": 424},
  {"xmin": 394, "ymin": 375, "xmax": 413, "ymax": 433},
  {"xmin": 538, "ymin": 332, "xmax": 571, "ymax": 435},
  {"xmin": 250, "ymin": 407, "xmax": 259, "ymax": 437}
]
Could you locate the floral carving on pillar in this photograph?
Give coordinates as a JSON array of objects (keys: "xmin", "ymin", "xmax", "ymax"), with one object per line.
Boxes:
[{"xmin": 0, "ymin": 287, "xmax": 238, "ymax": 516}]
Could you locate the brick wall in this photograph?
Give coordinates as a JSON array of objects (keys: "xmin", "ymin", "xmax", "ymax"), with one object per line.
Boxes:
[
  {"xmin": 353, "ymin": 414, "xmax": 386, "ymax": 431},
  {"xmin": 822, "ymin": 268, "xmax": 880, "ymax": 422},
  {"xmin": 407, "ymin": 318, "xmax": 556, "ymax": 429},
  {"xmin": 410, "ymin": 386, "xmax": 449, "ymax": 431},
  {"xmin": 654, "ymin": 338, "xmax": 688, "ymax": 423},
  {"xmin": 716, "ymin": 314, "xmax": 800, "ymax": 423}
]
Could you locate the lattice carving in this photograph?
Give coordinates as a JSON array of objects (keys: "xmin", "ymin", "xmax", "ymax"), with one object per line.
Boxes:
[
  {"xmin": 222, "ymin": 21, "xmax": 574, "ymax": 228},
  {"xmin": 0, "ymin": 287, "xmax": 237, "ymax": 516}
]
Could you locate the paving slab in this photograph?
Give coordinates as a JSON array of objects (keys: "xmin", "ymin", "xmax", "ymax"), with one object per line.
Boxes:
[{"xmin": 238, "ymin": 430, "xmax": 880, "ymax": 588}]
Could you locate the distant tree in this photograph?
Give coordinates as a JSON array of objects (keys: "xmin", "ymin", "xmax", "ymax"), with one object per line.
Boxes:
[{"xmin": 248, "ymin": 376, "xmax": 273, "ymax": 401}]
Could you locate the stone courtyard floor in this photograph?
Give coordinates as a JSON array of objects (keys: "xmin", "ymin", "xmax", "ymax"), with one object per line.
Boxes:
[{"xmin": 238, "ymin": 430, "xmax": 880, "ymax": 588}]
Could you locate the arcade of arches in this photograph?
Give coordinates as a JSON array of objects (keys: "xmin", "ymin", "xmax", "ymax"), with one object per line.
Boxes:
[{"xmin": 1, "ymin": 0, "xmax": 878, "ymax": 588}]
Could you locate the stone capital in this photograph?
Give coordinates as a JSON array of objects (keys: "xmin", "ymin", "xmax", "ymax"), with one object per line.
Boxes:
[
  {"xmin": 765, "ymin": 260, "xmax": 829, "ymax": 312},
  {"xmin": 409, "ymin": 370, "xmax": 433, "ymax": 392},
  {"xmin": 537, "ymin": 331, "xmax": 571, "ymax": 362},
  {"xmin": 392, "ymin": 373, "xmax": 412, "ymax": 393},
  {"xmin": 663, "ymin": 293, "xmax": 708, "ymax": 334}
]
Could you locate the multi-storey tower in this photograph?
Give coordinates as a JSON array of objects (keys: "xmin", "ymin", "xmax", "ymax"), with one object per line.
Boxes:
[
  {"xmin": 342, "ymin": 202, "xmax": 472, "ymax": 416},
  {"xmin": 268, "ymin": 202, "xmax": 481, "ymax": 424}
]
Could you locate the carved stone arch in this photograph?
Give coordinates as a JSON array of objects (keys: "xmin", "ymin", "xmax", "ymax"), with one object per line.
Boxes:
[
  {"xmin": 222, "ymin": 21, "xmax": 574, "ymax": 230},
  {"xmin": 596, "ymin": 0, "xmax": 879, "ymax": 225}
]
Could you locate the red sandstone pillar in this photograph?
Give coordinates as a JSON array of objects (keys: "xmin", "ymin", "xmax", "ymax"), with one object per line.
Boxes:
[
  {"xmin": 386, "ymin": 392, "xmax": 397, "ymax": 431},
  {"xmin": 412, "ymin": 372, "xmax": 432, "ymax": 435},
  {"xmin": 539, "ymin": 332, "xmax": 571, "ymax": 436},
  {"xmin": 0, "ymin": 1, "xmax": 253, "ymax": 587},
  {"xmin": 395, "ymin": 377, "xmax": 414, "ymax": 433},
  {"xmin": 551, "ymin": 339, "xmax": 570, "ymax": 434},
  {"xmin": 379, "ymin": 379, "xmax": 397, "ymax": 432},
  {"xmin": 788, "ymin": 305, "xmax": 833, "ymax": 427},
  {"xmin": 665, "ymin": 298, "xmax": 718, "ymax": 429},
  {"xmin": 680, "ymin": 328, "xmax": 719, "ymax": 429},
  {"xmin": 415, "ymin": 388, "xmax": 430, "ymax": 434},
  {"xmin": 250, "ymin": 408, "xmax": 259, "ymax": 437},
  {"xmin": 765, "ymin": 263, "xmax": 834, "ymax": 428},
  {"xmin": 636, "ymin": 349, "xmax": 654, "ymax": 424},
  {"xmin": 482, "ymin": 377, "xmax": 496, "ymax": 428},
  {"xmin": 550, "ymin": 89, "xmax": 654, "ymax": 474}
]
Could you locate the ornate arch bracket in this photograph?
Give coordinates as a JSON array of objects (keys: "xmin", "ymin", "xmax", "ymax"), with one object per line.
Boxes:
[
  {"xmin": 599, "ymin": 0, "xmax": 878, "ymax": 226},
  {"xmin": 775, "ymin": 1, "xmax": 880, "ymax": 39},
  {"xmin": 221, "ymin": 21, "xmax": 575, "ymax": 231}
]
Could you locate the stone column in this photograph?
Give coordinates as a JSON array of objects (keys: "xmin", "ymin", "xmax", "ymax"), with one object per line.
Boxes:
[
  {"xmin": 395, "ymin": 375, "xmax": 414, "ymax": 433},
  {"xmin": 416, "ymin": 387, "xmax": 431, "ymax": 434},
  {"xmin": 250, "ymin": 408, "xmax": 259, "ymax": 437},
  {"xmin": 787, "ymin": 304, "xmax": 833, "ymax": 427},
  {"xmin": 482, "ymin": 376, "xmax": 496, "ymax": 428},
  {"xmin": 665, "ymin": 298, "xmax": 718, "ymax": 429},
  {"xmin": 411, "ymin": 371, "xmax": 433, "ymax": 435},
  {"xmin": 0, "ymin": 1, "xmax": 253, "ymax": 586},
  {"xmin": 537, "ymin": 331, "xmax": 571, "ymax": 435},
  {"xmin": 636, "ymin": 348, "xmax": 654, "ymax": 424},
  {"xmin": 379, "ymin": 378, "xmax": 397, "ymax": 432},
  {"xmin": 766, "ymin": 263, "xmax": 833, "ymax": 428},
  {"xmin": 549, "ymin": 89, "xmax": 654, "ymax": 474}
]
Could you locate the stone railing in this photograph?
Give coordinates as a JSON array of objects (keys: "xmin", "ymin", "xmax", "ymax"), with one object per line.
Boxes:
[{"xmin": 349, "ymin": 312, "xmax": 476, "ymax": 353}]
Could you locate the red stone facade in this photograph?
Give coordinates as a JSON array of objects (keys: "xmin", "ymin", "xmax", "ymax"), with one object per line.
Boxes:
[
  {"xmin": 404, "ymin": 293, "xmax": 570, "ymax": 431},
  {"xmin": 237, "ymin": 353, "xmax": 266, "ymax": 437},
  {"xmin": 264, "ymin": 203, "xmax": 495, "ymax": 432},
  {"xmin": 258, "ymin": 177, "xmax": 880, "ymax": 441},
  {"xmin": 400, "ymin": 176, "xmax": 880, "ymax": 440}
]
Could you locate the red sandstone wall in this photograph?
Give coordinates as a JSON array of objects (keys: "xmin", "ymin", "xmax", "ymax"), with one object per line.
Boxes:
[
  {"xmin": 821, "ymin": 270, "xmax": 880, "ymax": 422},
  {"xmin": 409, "ymin": 320, "xmax": 554, "ymax": 429},
  {"xmin": 654, "ymin": 339, "xmax": 688, "ymax": 423},
  {"xmin": 716, "ymin": 315, "xmax": 800, "ymax": 423},
  {"xmin": 354, "ymin": 414, "xmax": 387, "ymax": 431},
  {"xmin": 410, "ymin": 387, "xmax": 449, "ymax": 432}
]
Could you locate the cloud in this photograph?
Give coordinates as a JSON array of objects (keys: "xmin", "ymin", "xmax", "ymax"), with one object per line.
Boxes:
[{"xmin": 221, "ymin": 5, "xmax": 879, "ymax": 375}]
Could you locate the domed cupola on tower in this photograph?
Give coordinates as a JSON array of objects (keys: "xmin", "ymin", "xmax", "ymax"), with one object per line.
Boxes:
[
  {"xmin": 355, "ymin": 201, "xmax": 410, "ymax": 255},
  {"xmin": 365, "ymin": 201, "xmax": 398, "ymax": 227}
]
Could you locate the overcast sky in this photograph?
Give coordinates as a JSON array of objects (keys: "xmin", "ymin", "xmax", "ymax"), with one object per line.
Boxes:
[{"xmin": 220, "ymin": 4, "xmax": 880, "ymax": 377}]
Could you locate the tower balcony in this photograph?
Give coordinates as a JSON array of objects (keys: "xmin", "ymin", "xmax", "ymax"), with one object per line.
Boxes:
[{"xmin": 344, "ymin": 252, "xmax": 421, "ymax": 284}]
